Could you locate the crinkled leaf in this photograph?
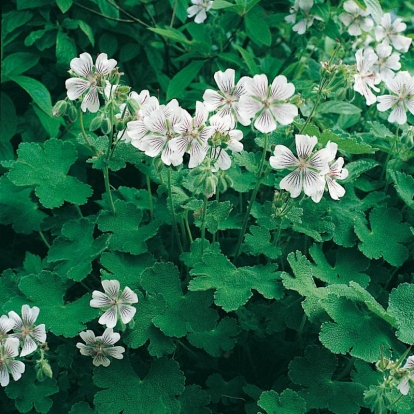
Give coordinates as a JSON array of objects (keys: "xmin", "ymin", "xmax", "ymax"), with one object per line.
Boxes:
[
  {"xmin": 389, "ymin": 171, "xmax": 414, "ymax": 209},
  {"xmin": 194, "ymin": 200, "xmax": 232, "ymax": 234},
  {"xmin": 258, "ymin": 389, "xmax": 306, "ymax": 414},
  {"xmin": 244, "ymin": 225, "xmax": 281, "ymax": 259},
  {"xmin": 179, "ymin": 385, "xmax": 211, "ymax": 414},
  {"xmin": 180, "ymin": 239, "xmax": 221, "ymax": 267}
]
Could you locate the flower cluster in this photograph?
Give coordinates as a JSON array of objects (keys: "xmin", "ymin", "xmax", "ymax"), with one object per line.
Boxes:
[
  {"xmin": 187, "ymin": 0, "xmax": 213, "ymax": 24},
  {"xmin": 285, "ymin": 0, "xmax": 323, "ymax": 35},
  {"xmin": 76, "ymin": 280, "xmax": 138, "ymax": 367},
  {"xmin": 0, "ymin": 305, "xmax": 47, "ymax": 387},
  {"xmin": 270, "ymin": 134, "xmax": 348, "ymax": 202}
]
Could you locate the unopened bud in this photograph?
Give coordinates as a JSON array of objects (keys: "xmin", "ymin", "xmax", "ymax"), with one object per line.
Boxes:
[
  {"xmin": 35, "ymin": 359, "xmax": 53, "ymax": 381},
  {"xmin": 89, "ymin": 115, "xmax": 103, "ymax": 132},
  {"xmin": 126, "ymin": 98, "xmax": 141, "ymax": 117},
  {"xmin": 101, "ymin": 117, "xmax": 112, "ymax": 135},
  {"xmin": 67, "ymin": 105, "xmax": 78, "ymax": 123},
  {"xmin": 52, "ymin": 100, "xmax": 67, "ymax": 117},
  {"xmin": 116, "ymin": 119, "xmax": 125, "ymax": 132},
  {"xmin": 205, "ymin": 175, "xmax": 218, "ymax": 198},
  {"xmin": 117, "ymin": 86, "xmax": 130, "ymax": 100}
]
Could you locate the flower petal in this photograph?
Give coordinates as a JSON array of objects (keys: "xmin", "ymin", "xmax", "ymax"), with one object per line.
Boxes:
[
  {"xmin": 101, "ymin": 328, "xmax": 120, "ymax": 345},
  {"xmin": 98, "ymin": 307, "xmax": 118, "ymax": 329},
  {"xmin": 254, "ymin": 109, "xmax": 276, "ymax": 133},
  {"xmin": 295, "ymin": 134, "xmax": 317, "ymax": 160},
  {"xmin": 214, "ymin": 69, "xmax": 235, "ymax": 95},
  {"xmin": 90, "ymin": 291, "xmax": 113, "ymax": 308},
  {"xmin": 105, "ymin": 346, "xmax": 125, "ymax": 359},
  {"xmin": 270, "ymin": 145, "xmax": 299, "ymax": 169},
  {"xmin": 118, "ymin": 304, "xmax": 136, "ymax": 325},
  {"xmin": 95, "ymin": 53, "xmax": 117, "ymax": 75},
  {"xmin": 120, "ymin": 287, "xmax": 139, "ymax": 304},
  {"xmin": 303, "ymin": 168, "xmax": 326, "ymax": 197},
  {"xmin": 21, "ymin": 305, "xmax": 39, "ymax": 327},
  {"xmin": 70, "ymin": 52, "xmax": 93, "ymax": 78},
  {"xmin": 279, "ymin": 169, "xmax": 303, "ymax": 198},
  {"xmin": 20, "ymin": 336, "xmax": 37, "ymax": 357},
  {"xmin": 81, "ymin": 86, "xmax": 100, "ymax": 113},
  {"xmin": 65, "ymin": 78, "xmax": 90, "ymax": 100},
  {"xmin": 102, "ymin": 280, "xmax": 120, "ymax": 299},
  {"xmin": 79, "ymin": 330, "xmax": 96, "ymax": 344},
  {"xmin": 270, "ymin": 75, "xmax": 295, "ymax": 100},
  {"xmin": 270, "ymin": 103, "xmax": 298, "ymax": 125},
  {"xmin": 7, "ymin": 360, "xmax": 25, "ymax": 382}
]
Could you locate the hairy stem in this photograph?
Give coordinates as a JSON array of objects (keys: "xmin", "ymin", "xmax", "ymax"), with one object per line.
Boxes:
[{"xmin": 167, "ymin": 168, "xmax": 183, "ymax": 254}]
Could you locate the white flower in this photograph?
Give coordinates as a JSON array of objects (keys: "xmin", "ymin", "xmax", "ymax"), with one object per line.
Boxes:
[
  {"xmin": 208, "ymin": 114, "xmax": 243, "ymax": 171},
  {"xmin": 353, "ymin": 48, "xmax": 380, "ymax": 105},
  {"xmin": 187, "ymin": 0, "xmax": 213, "ymax": 24},
  {"xmin": 65, "ymin": 52, "xmax": 117, "ymax": 113},
  {"xmin": 269, "ymin": 134, "xmax": 330, "ymax": 200},
  {"xmin": 238, "ymin": 74, "xmax": 298, "ymax": 133},
  {"xmin": 203, "ymin": 69, "xmax": 250, "ymax": 127},
  {"xmin": 311, "ymin": 142, "xmax": 349, "ymax": 203},
  {"xmin": 375, "ymin": 13, "xmax": 412, "ymax": 53},
  {"xmin": 285, "ymin": 0, "xmax": 323, "ymax": 35},
  {"xmin": 339, "ymin": 1, "xmax": 373, "ymax": 36},
  {"xmin": 0, "ymin": 315, "xmax": 14, "ymax": 342},
  {"xmin": 0, "ymin": 338, "xmax": 25, "ymax": 387},
  {"xmin": 76, "ymin": 328, "xmax": 125, "ymax": 367},
  {"xmin": 371, "ymin": 42, "xmax": 401, "ymax": 83},
  {"xmin": 398, "ymin": 356, "xmax": 414, "ymax": 395},
  {"xmin": 8, "ymin": 305, "xmax": 46, "ymax": 357},
  {"xmin": 90, "ymin": 280, "xmax": 138, "ymax": 329},
  {"xmin": 377, "ymin": 71, "xmax": 414, "ymax": 125},
  {"xmin": 141, "ymin": 106, "xmax": 183, "ymax": 166},
  {"xmin": 170, "ymin": 101, "xmax": 215, "ymax": 168}
]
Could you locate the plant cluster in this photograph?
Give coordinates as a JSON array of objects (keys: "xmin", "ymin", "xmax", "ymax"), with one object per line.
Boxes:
[{"xmin": 1, "ymin": 0, "xmax": 414, "ymax": 413}]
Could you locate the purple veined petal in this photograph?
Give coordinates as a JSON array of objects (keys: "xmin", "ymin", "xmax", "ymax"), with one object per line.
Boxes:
[
  {"xmin": 210, "ymin": 114, "xmax": 232, "ymax": 132},
  {"xmin": 127, "ymin": 120, "xmax": 149, "ymax": 141},
  {"xmin": 174, "ymin": 110, "xmax": 192, "ymax": 134},
  {"xmin": 377, "ymin": 95, "xmax": 397, "ymax": 112},
  {"xmin": 387, "ymin": 72, "xmax": 407, "ymax": 95},
  {"xmin": 90, "ymin": 291, "xmax": 114, "ymax": 308},
  {"xmin": 232, "ymin": 104, "xmax": 251, "ymax": 126},
  {"xmin": 21, "ymin": 305, "xmax": 39, "ymax": 327},
  {"xmin": 398, "ymin": 377, "xmax": 410, "ymax": 395},
  {"xmin": 98, "ymin": 307, "xmax": 118, "ymax": 329},
  {"xmin": 161, "ymin": 144, "xmax": 176, "ymax": 166},
  {"xmin": 118, "ymin": 304, "xmax": 137, "ymax": 325},
  {"xmin": 248, "ymin": 74, "xmax": 269, "ymax": 99},
  {"xmin": 4, "ymin": 338, "xmax": 19, "ymax": 358},
  {"xmin": 391, "ymin": 18, "xmax": 406, "ymax": 33},
  {"xmin": 385, "ymin": 53, "xmax": 402, "ymax": 71},
  {"xmin": 7, "ymin": 360, "xmax": 25, "ymax": 382},
  {"xmin": 0, "ymin": 365, "xmax": 10, "ymax": 387},
  {"xmin": 303, "ymin": 168, "xmax": 326, "ymax": 198},
  {"xmin": 375, "ymin": 26, "xmax": 386, "ymax": 42},
  {"xmin": 70, "ymin": 52, "xmax": 93, "ymax": 78},
  {"xmin": 234, "ymin": 77, "xmax": 249, "ymax": 99},
  {"xmin": 169, "ymin": 136, "xmax": 190, "ymax": 158},
  {"xmin": 194, "ymin": 101, "xmax": 209, "ymax": 127},
  {"xmin": 214, "ymin": 69, "xmax": 235, "ymax": 95},
  {"xmin": 31, "ymin": 324, "xmax": 47, "ymax": 343},
  {"xmin": 211, "ymin": 148, "xmax": 231, "ymax": 171},
  {"xmin": 353, "ymin": 76, "xmax": 377, "ymax": 106},
  {"xmin": 311, "ymin": 189, "xmax": 324, "ymax": 203},
  {"xmin": 102, "ymin": 280, "xmax": 120, "ymax": 299},
  {"xmin": 270, "ymin": 75, "xmax": 295, "ymax": 101},
  {"xmin": 105, "ymin": 346, "xmax": 125, "ymax": 359},
  {"xmin": 188, "ymin": 140, "xmax": 208, "ymax": 168},
  {"xmin": 142, "ymin": 96, "xmax": 160, "ymax": 117},
  {"xmin": 390, "ymin": 35, "xmax": 412, "ymax": 53},
  {"xmin": 194, "ymin": 9, "xmax": 208, "ymax": 24},
  {"xmin": 203, "ymin": 89, "xmax": 225, "ymax": 111},
  {"xmin": 144, "ymin": 110, "xmax": 167, "ymax": 134},
  {"xmin": 95, "ymin": 53, "xmax": 117, "ymax": 75},
  {"xmin": 81, "ymin": 86, "xmax": 100, "ymax": 113},
  {"xmin": 238, "ymin": 95, "xmax": 262, "ymax": 119},
  {"xmin": 65, "ymin": 78, "xmax": 90, "ymax": 100},
  {"xmin": 1, "ymin": 315, "xmax": 15, "ymax": 334},
  {"xmin": 270, "ymin": 145, "xmax": 299, "ymax": 169},
  {"xmin": 325, "ymin": 141, "xmax": 338, "ymax": 161},
  {"xmin": 254, "ymin": 109, "xmax": 276, "ymax": 133},
  {"xmin": 169, "ymin": 107, "xmax": 183, "ymax": 128},
  {"xmin": 120, "ymin": 287, "xmax": 138, "ymax": 304},
  {"xmin": 309, "ymin": 148, "xmax": 330, "ymax": 173},
  {"xmin": 79, "ymin": 330, "xmax": 97, "ymax": 345},
  {"xmin": 101, "ymin": 328, "xmax": 120, "ymax": 346},
  {"xmin": 376, "ymin": 41, "xmax": 392, "ymax": 59},
  {"xmin": 295, "ymin": 134, "xmax": 317, "ymax": 160},
  {"xmin": 271, "ymin": 103, "xmax": 298, "ymax": 125},
  {"xmin": 405, "ymin": 98, "xmax": 414, "ymax": 116},
  {"xmin": 144, "ymin": 135, "xmax": 166, "ymax": 157},
  {"xmin": 93, "ymin": 354, "xmax": 111, "ymax": 367},
  {"xmin": 326, "ymin": 176, "xmax": 346, "ymax": 200},
  {"xmin": 403, "ymin": 356, "xmax": 414, "ymax": 369},
  {"xmin": 329, "ymin": 157, "xmax": 347, "ymax": 176},
  {"xmin": 280, "ymin": 169, "xmax": 303, "ymax": 198},
  {"xmin": 130, "ymin": 90, "xmax": 150, "ymax": 107},
  {"xmin": 76, "ymin": 343, "xmax": 95, "ymax": 356},
  {"xmin": 388, "ymin": 102, "xmax": 407, "ymax": 124},
  {"xmin": 20, "ymin": 335, "xmax": 37, "ymax": 357}
]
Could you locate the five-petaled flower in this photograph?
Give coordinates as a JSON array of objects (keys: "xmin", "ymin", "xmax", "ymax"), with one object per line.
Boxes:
[
  {"xmin": 377, "ymin": 71, "xmax": 414, "ymax": 125},
  {"xmin": 269, "ymin": 134, "xmax": 330, "ymax": 200},
  {"xmin": 285, "ymin": 0, "xmax": 323, "ymax": 35},
  {"xmin": 187, "ymin": 0, "xmax": 213, "ymax": 24},
  {"xmin": 0, "ymin": 338, "xmax": 25, "ymax": 387},
  {"xmin": 238, "ymin": 74, "xmax": 298, "ymax": 133},
  {"xmin": 76, "ymin": 328, "xmax": 125, "ymax": 367},
  {"xmin": 8, "ymin": 305, "xmax": 46, "ymax": 357},
  {"xmin": 353, "ymin": 48, "xmax": 380, "ymax": 106},
  {"xmin": 65, "ymin": 52, "xmax": 117, "ymax": 113},
  {"xmin": 339, "ymin": 0, "xmax": 373, "ymax": 37},
  {"xmin": 375, "ymin": 13, "xmax": 412, "ymax": 53},
  {"xmin": 90, "ymin": 280, "xmax": 138, "ymax": 328}
]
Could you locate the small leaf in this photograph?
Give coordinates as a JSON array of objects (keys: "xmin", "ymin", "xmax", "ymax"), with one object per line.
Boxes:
[
  {"xmin": 245, "ymin": 6, "xmax": 271, "ymax": 47},
  {"xmin": 56, "ymin": 0, "xmax": 73, "ymax": 13},
  {"xmin": 389, "ymin": 171, "xmax": 414, "ymax": 209},
  {"xmin": 2, "ymin": 52, "xmax": 40, "ymax": 78},
  {"xmin": 318, "ymin": 101, "xmax": 361, "ymax": 115},
  {"xmin": 167, "ymin": 60, "xmax": 205, "ymax": 100},
  {"xmin": 234, "ymin": 45, "xmax": 260, "ymax": 75}
]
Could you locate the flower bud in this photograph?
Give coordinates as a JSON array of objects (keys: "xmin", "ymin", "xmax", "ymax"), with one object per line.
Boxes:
[
  {"xmin": 101, "ymin": 117, "xmax": 112, "ymax": 135},
  {"xmin": 67, "ymin": 105, "xmax": 78, "ymax": 123},
  {"xmin": 89, "ymin": 115, "xmax": 103, "ymax": 132},
  {"xmin": 35, "ymin": 359, "xmax": 53, "ymax": 381},
  {"xmin": 52, "ymin": 100, "xmax": 67, "ymax": 117},
  {"xmin": 116, "ymin": 119, "xmax": 126, "ymax": 132},
  {"xmin": 205, "ymin": 175, "xmax": 218, "ymax": 198},
  {"xmin": 117, "ymin": 86, "xmax": 130, "ymax": 100},
  {"xmin": 126, "ymin": 98, "xmax": 141, "ymax": 117}
]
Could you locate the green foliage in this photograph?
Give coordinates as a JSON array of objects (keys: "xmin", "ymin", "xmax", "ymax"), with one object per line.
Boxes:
[
  {"xmin": 388, "ymin": 284, "xmax": 414, "ymax": 344},
  {"xmin": 258, "ymin": 389, "xmax": 306, "ymax": 414}
]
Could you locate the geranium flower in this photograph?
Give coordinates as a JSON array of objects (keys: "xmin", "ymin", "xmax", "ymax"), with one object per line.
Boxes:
[
  {"xmin": 170, "ymin": 101, "xmax": 215, "ymax": 168},
  {"xmin": 285, "ymin": 0, "xmax": 323, "ymax": 35},
  {"xmin": 269, "ymin": 134, "xmax": 330, "ymax": 200},
  {"xmin": 203, "ymin": 69, "xmax": 250, "ymax": 127},
  {"xmin": 377, "ymin": 71, "xmax": 414, "ymax": 125},
  {"xmin": 375, "ymin": 13, "xmax": 412, "ymax": 53},
  {"xmin": 398, "ymin": 356, "xmax": 414, "ymax": 395},
  {"xmin": 0, "ymin": 338, "xmax": 25, "ymax": 387},
  {"xmin": 238, "ymin": 74, "xmax": 298, "ymax": 133},
  {"xmin": 0, "ymin": 315, "xmax": 14, "ymax": 342},
  {"xmin": 65, "ymin": 52, "xmax": 117, "ymax": 113},
  {"xmin": 76, "ymin": 328, "xmax": 125, "ymax": 367},
  {"xmin": 339, "ymin": 1, "xmax": 373, "ymax": 36},
  {"xmin": 187, "ymin": 0, "xmax": 213, "ymax": 24},
  {"xmin": 311, "ymin": 142, "xmax": 349, "ymax": 203},
  {"xmin": 371, "ymin": 42, "xmax": 401, "ymax": 83},
  {"xmin": 90, "ymin": 280, "xmax": 138, "ymax": 328},
  {"xmin": 353, "ymin": 48, "xmax": 380, "ymax": 105},
  {"xmin": 8, "ymin": 305, "xmax": 46, "ymax": 357}
]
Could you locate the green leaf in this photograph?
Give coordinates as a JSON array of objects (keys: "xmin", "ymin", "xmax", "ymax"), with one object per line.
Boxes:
[
  {"xmin": 234, "ymin": 45, "xmax": 260, "ymax": 75},
  {"xmin": 388, "ymin": 283, "xmax": 414, "ymax": 344},
  {"xmin": 245, "ymin": 7, "xmax": 271, "ymax": 47},
  {"xmin": 17, "ymin": 271, "xmax": 98, "ymax": 337},
  {"xmin": 194, "ymin": 200, "xmax": 232, "ymax": 234},
  {"xmin": 7, "ymin": 139, "xmax": 93, "ymax": 208},
  {"xmin": 17, "ymin": 0, "xmax": 53, "ymax": 9},
  {"xmin": 389, "ymin": 171, "xmax": 414, "ymax": 209},
  {"xmin": 206, "ymin": 374, "xmax": 247, "ymax": 404},
  {"xmin": 33, "ymin": 104, "xmax": 62, "ymax": 138},
  {"xmin": 318, "ymin": 130, "xmax": 375, "ymax": 155},
  {"xmin": 141, "ymin": 262, "xmax": 218, "ymax": 337},
  {"xmin": 187, "ymin": 317, "xmax": 241, "ymax": 357},
  {"xmin": 318, "ymin": 101, "xmax": 361, "ymax": 115},
  {"xmin": 2, "ymin": 52, "xmax": 40, "ymax": 78},
  {"xmin": 190, "ymin": 252, "xmax": 284, "ymax": 312},
  {"xmin": 0, "ymin": 92, "xmax": 17, "ymax": 144},
  {"xmin": 258, "ymin": 389, "xmax": 306, "ymax": 414},
  {"xmin": 289, "ymin": 345, "xmax": 365, "ymax": 414},
  {"xmin": 0, "ymin": 176, "xmax": 47, "ymax": 234},
  {"xmin": 96, "ymin": 0, "xmax": 120, "ymax": 26},
  {"xmin": 355, "ymin": 206, "xmax": 412, "ymax": 266},
  {"xmin": 56, "ymin": 30, "xmax": 77, "ymax": 70},
  {"xmin": 244, "ymin": 225, "xmax": 281, "ymax": 259},
  {"xmin": 77, "ymin": 20, "xmax": 95, "ymax": 46},
  {"xmin": 5, "ymin": 368, "xmax": 58, "ymax": 414},
  {"xmin": 97, "ymin": 200, "xmax": 160, "ymax": 254},
  {"xmin": 319, "ymin": 295, "xmax": 402, "ymax": 363},
  {"xmin": 8, "ymin": 75, "xmax": 53, "ymax": 115},
  {"xmin": 0, "ymin": 270, "xmax": 27, "ymax": 313},
  {"xmin": 211, "ymin": 0, "xmax": 237, "ymax": 9},
  {"xmin": 2, "ymin": 10, "xmax": 33, "ymax": 36},
  {"xmin": 167, "ymin": 60, "xmax": 205, "ymax": 100},
  {"xmin": 56, "ymin": 0, "xmax": 73, "ymax": 13},
  {"xmin": 47, "ymin": 218, "xmax": 111, "ymax": 281},
  {"xmin": 69, "ymin": 402, "xmax": 98, "ymax": 414},
  {"xmin": 179, "ymin": 385, "xmax": 211, "ymax": 414},
  {"xmin": 94, "ymin": 358, "xmax": 185, "ymax": 414},
  {"xmin": 149, "ymin": 27, "xmax": 191, "ymax": 44}
]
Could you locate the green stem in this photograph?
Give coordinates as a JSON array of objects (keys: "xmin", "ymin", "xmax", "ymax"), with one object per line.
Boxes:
[
  {"xmin": 200, "ymin": 194, "xmax": 208, "ymax": 255},
  {"xmin": 381, "ymin": 127, "xmax": 399, "ymax": 187},
  {"xmin": 103, "ymin": 101, "xmax": 116, "ymax": 214},
  {"xmin": 146, "ymin": 174, "xmax": 154, "ymax": 220},
  {"xmin": 167, "ymin": 168, "xmax": 183, "ymax": 254},
  {"xmin": 184, "ymin": 212, "xmax": 193, "ymax": 243},
  {"xmin": 234, "ymin": 134, "xmax": 269, "ymax": 261},
  {"xmin": 79, "ymin": 111, "xmax": 98, "ymax": 155},
  {"xmin": 103, "ymin": 165, "xmax": 116, "ymax": 214},
  {"xmin": 39, "ymin": 231, "xmax": 50, "ymax": 249}
]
